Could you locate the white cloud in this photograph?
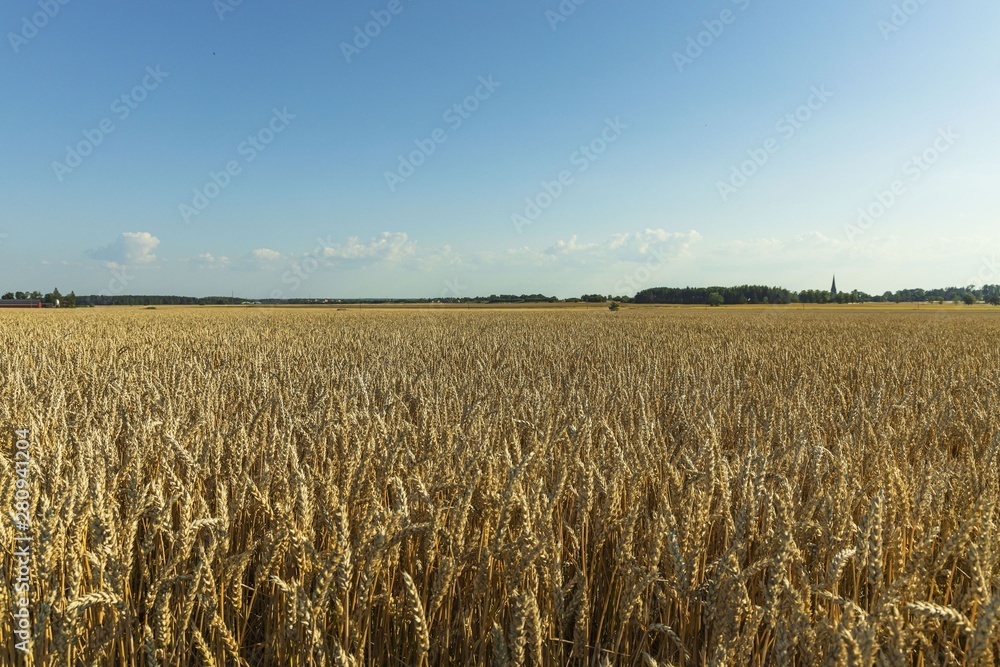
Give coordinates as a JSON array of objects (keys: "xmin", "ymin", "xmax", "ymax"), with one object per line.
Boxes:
[
  {"xmin": 415, "ymin": 244, "xmax": 464, "ymax": 271},
  {"xmin": 87, "ymin": 232, "xmax": 160, "ymax": 268},
  {"xmin": 319, "ymin": 232, "xmax": 416, "ymax": 264},
  {"xmin": 229, "ymin": 247, "xmax": 284, "ymax": 271},
  {"xmin": 468, "ymin": 229, "xmax": 701, "ymax": 274},
  {"xmin": 546, "ymin": 228, "xmax": 701, "ymax": 264},
  {"xmin": 251, "ymin": 248, "xmax": 282, "ymax": 261},
  {"xmin": 191, "ymin": 253, "xmax": 230, "ymax": 269},
  {"xmin": 60, "ymin": 227, "xmax": 1000, "ymax": 297},
  {"xmin": 222, "ymin": 234, "xmax": 426, "ymax": 275},
  {"xmin": 180, "ymin": 230, "xmax": 703, "ymax": 282}
]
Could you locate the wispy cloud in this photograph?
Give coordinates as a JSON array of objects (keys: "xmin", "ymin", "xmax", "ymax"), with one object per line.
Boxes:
[
  {"xmin": 318, "ymin": 231, "xmax": 417, "ymax": 264},
  {"xmin": 547, "ymin": 228, "xmax": 701, "ymax": 264},
  {"xmin": 230, "ymin": 248, "xmax": 284, "ymax": 270},
  {"xmin": 190, "ymin": 253, "xmax": 231, "ymax": 269},
  {"xmin": 476, "ymin": 228, "xmax": 701, "ymax": 268}
]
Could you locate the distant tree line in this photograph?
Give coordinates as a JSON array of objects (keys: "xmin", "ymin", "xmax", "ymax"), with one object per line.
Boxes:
[
  {"xmin": 74, "ymin": 295, "xmax": 246, "ymax": 306},
  {"xmin": 635, "ymin": 285, "xmax": 1000, "ymax": 306},
  {"xmin": 634, "ymin": 285, "xmax": 796, "ymax": 305},
  {"xmin": 2, "ymin": 288, "xmax": 76, "ymax": 306},
  {"xmin": 869, "ymin": 285, "xmax": 1000, "ymax": 304},
  {"xmin": 564, "ymin": 294, "xmax": 633, "ymax": 303},
  {"xmin": 482, "ymin": 294, "xmax": 559, "ymax": 303},
  {"xmin": 6, "ymin": 285, "xmax": 1000, "ymax": 307}
]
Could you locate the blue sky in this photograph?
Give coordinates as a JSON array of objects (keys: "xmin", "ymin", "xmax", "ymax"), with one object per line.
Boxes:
[{"xmin": 1, "ymin": 0, "xmax": 998, "ymax": 298}]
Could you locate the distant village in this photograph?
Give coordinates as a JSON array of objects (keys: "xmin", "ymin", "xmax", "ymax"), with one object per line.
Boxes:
[{"xmin": 0, "ymin": 288, "xmax": 75, "ymax": 308}]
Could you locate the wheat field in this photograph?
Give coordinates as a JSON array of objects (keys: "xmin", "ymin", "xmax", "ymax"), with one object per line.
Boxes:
[{"xmin": 1, "ymin": 306, "xmax": 999, "ymax": 666}]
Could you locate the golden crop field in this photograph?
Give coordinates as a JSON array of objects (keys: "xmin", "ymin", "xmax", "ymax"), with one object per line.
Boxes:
[{"xmin": 2, "ymin": 306, "xmax": 999, "ymax": 666}]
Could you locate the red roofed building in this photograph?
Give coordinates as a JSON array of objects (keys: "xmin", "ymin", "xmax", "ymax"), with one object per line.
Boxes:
[{"xmin": 0, "ymin": 299, "xmax": 43, "ymax": 308}]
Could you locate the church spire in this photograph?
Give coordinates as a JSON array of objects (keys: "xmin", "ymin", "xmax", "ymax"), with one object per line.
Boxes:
[{"xmin": 831, "ymin": 275, "xmax": 838, "ymax": 296}]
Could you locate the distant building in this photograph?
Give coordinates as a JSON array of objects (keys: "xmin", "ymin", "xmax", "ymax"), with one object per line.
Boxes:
[
  {"xmin": 0, "ymin": 299, "xmax": 43, "ymax": 308},
  {"xmin": 830, "ymin": 276, "xmax": 838, "ymax": 296}
]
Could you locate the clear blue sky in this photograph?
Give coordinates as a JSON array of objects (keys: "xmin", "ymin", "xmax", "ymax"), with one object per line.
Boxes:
[{"xmin": 2, "ymin": 0, "xmax": 998, "ymax": 298}]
